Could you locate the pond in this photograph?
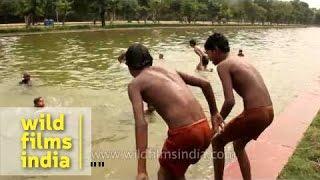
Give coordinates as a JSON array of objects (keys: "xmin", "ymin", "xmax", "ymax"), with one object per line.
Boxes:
[{"xmin": 0, "ymin": 26, "xmax": 320, "ymax": 179}]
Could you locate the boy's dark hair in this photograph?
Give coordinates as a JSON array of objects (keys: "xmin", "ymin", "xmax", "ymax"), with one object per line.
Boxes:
[
  {"xmin": 125, "ymin": 43, "xmax": 153, "ymax": 70},
  {"xmin": 189, "ymin": 39, "xmax": 196, "ymax": 46},
  {"xmin": 204, "ymin": 33, "xmax": 230, "ymax": 53},
  {"xmin": 23, "ymin": 72, "xmax": 30, "ymax": 78},
  {"xmin": 34, "ymin": 97, "xmax": 42, "ymax": 106}
]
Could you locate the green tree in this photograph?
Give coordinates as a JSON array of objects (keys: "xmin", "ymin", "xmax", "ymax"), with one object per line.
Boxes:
[
  {"xmin": 208, "ymin": 0, "xmax": 232, "ymax": 24},
  {"xmin": 119, "ymin": 0, "xmax": 138, "ymax": 22},
  {"xmin": 43, "ymin": 0, "xmax": 55, "ymax": 19},
  {"xmin": 218, "ymin": 0, "xmax": 232, "ymax": 23},
  {"xmin": 92, "ymin": 0, "xmax": 107, "ymax": 27},
  {"xmin": 181, "ymin": 0, "xmax": 199, "ymax": 23},
  {"xmin": 255, "ymin": 3, "xmax": 267, "ymax": 24},
  {"xmin": 269, "ymin": 1, "xmax": 293, "ymax": 24},
  {"xmin": 55, "ymin": 0, "xmax": 73, "ymax": 25},
  {"xmin": 149, "ymin": 0, "xmax": 161, "ymax": 23},
  {"xmin": 170, "ymin": 0, "xmax": 183, "ymax": 22},
  {"xmin": 291, "ymin": 0, "xmax": 313, "ymax": 24},
  {"xmin": 0, "ymin": 0, "xmax": 318, "ymax": 26},
  {"xmin": 72, "ymin": 0, "xmax": 90, "ymax": 19},
  {"xmin": 254, "ymin": 0, "xmax": 272, "ymax": 24},
  {"xmin": 16, "ymin": 0, "xmax": 45, "ymax": 27},
  {"xmin": 136, "ymin": 0, "xmax": 150, "ymax": 23},
  {"xmin": 207, "ymin": 0, "xmax": 221, "ymax": 23},
  {"xmin": 106, "ymin": 0, "xmax": 120, "ymax": 24},
  {"xmin": 0, "ymin": 0, "xmax": 18, "ymax": 23},
  {"xmin": 314, "ymin": 9, "xmax": 320, "ymax": 24},
  {"xmin": 197, "ymin": 2, "xmax": 208, "ymax": 22}
]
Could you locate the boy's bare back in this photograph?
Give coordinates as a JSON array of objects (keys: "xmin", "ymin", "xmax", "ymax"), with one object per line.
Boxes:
[
  {"xmin": 129, "ymin": 66, "xmax": 205, "ymax": 128},
  {"xmin": 217, "ymin": 56, "xmax": 272, "ymax": 109}
]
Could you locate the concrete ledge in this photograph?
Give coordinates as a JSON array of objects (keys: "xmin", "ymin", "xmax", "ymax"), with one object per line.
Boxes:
[{"xmin": 223, "ymin": 89, "xmax": 320, "ymax": 180}]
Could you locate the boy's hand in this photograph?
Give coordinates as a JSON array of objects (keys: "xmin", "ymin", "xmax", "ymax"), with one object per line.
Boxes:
[
  {"xmin": 211, "ymin": 113, "xmax": 225, "ymax": 134},
  {"xmin": 136, "ymin": 173, "xmax": 148, "ymax": 180}
]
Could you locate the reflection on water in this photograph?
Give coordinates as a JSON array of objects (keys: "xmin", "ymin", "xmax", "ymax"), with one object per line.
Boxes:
[{"xmin": 1, "ymin": 27, "xmax": 320, "ymax": 179}]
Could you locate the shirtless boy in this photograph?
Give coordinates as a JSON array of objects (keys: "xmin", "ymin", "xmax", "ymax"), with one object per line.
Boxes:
[
  {"xmin": 125, "ymin": 43, "xmax": 221, "ymax": 180},
  {"xmin": 204, "ymin": 33, "xmax": 274, "ymax": 180},
  {"xmin": 189, "ymin": 39, "xmax": 210, "ymax": 71}
]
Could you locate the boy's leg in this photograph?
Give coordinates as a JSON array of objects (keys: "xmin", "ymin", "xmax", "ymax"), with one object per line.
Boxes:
[
  {"xmin": 196, "ymin": 63, "xmax": 203, "ymax": 70},
  {"xmin": 158, "ymin": 166, "xmax": 172, "ymax": 180},
  {"xmin": 158, "ymin": 166, "xmax": 185, "ymax": 180},
  {"xmin": 231, "ymin": 106, "xmax": 273, "ymax": 180},
  {"xmin": 211, "ymin": 113, "xmax": 247, "ymax": 180},
  {"xmin": 203, "ymin": 65, "xmax": 208, "ymax": 70},
  {"xmin": 233, "ymin": 137, "xmax": 252, "ymax": 180},
  {"xmin": 212, "ymin": 134, "xmax": 227, "ymax": 180}
]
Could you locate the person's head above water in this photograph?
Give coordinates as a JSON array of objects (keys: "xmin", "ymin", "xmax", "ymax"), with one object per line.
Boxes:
[
  {"xmin": 125, "ymin": 43, "xmax": 153, "ymax": 76},
  {"xmin": 204, "ymin": 33, "xmax": 230, "ymax": 65},
  {"xmin": 189, "ymin": 39, "xmax": 196, "ymax": 47},
  {"xmin": 23, "ymin": 72, "xmax": 30, "ymax": 79},
  {"xmin": 20, "ymin": 72, "xmax": 31, "ymax": 85},
  {"xmin": 238, "ymin": 49, "xmax": 244, "ymax": 57},
  {"xmin": 118, "ymin": 52, "xmax": 126, "ymax": 63},
  {"xmin": 34, "ymin": 97, "xmax": 45, "ymax": 108},
  {"xmin": 159, "ymin": 54, "xmax": 164, "ymax": 60}
]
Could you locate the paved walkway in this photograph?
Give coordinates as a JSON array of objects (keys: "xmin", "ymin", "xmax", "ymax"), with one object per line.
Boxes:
[{"xmin": 224, "ymin": 89, "xmax": 320, "ymax": 180}]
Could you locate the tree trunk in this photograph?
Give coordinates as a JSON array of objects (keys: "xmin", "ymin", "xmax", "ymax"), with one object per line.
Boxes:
[
  {"xmin": 56, "ymin": 10, "xmax": 59, "ymax": 23},
  {"xmin": 4, "ymin": 15, "xmax": 7, "ymax": 24},
  {"xmin": 62, "ymin": 15, "xmax": 66, "ymax": 25},
  {"xmin": 100, "ymin": 9, "xmax": 106, "ymax": 27},
  {"xmin": 24, "ymin": 15, "xmax": 30, "ymax": 28},
  {"xmin": 152, "ymin": 12, "xmax": 155, "ymax": 23},
  {"xmin": 110, "ymin": 10, "xmax": 115, "ymax": 25},
  {"xmin": 62, "ymin": 10, "xmax": 66, "ymax": 25},
  {"xmin": 32, "ymin": 13, "xmax": 35, "ymax": 26}
]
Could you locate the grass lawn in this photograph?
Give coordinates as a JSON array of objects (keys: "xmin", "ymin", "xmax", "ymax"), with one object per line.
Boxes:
[{"xmin": 278, "ymin": 111, "xmax": 320, "ymax": 179}]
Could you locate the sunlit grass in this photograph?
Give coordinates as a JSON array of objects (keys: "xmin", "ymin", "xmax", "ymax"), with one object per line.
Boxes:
[{"xmin": 278, "ymin": 111, "xmax": 320, "ymax": 180}]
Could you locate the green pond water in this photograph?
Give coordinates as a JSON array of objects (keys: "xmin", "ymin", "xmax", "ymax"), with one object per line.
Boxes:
[{"xmin": 0, "ymin": 27, "xmax": 320, "ymax": 179}]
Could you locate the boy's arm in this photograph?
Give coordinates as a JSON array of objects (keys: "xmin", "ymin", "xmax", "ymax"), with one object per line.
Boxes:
[
  {"xmin": 177, "ymin": 71, "xmax": 218, "ymax": 117},
  {"xmin": 217, "ymin": 64, "xmax": 235, "ymax": 120},
  {"xmin": 194, "ymin": 47, "xmax": 203, "ymax": 58},
  {"xmin": 128, "ymin": 82, "xmax": 148, "ymax": 175}
]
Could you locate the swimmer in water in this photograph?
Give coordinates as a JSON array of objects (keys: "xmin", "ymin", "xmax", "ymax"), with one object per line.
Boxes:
[
  {"xmin": 34, "ymin": 97, "xmax": 45, "ymax": 108},
  {"xmin": 238, "ymin": 49, "xmax": 244, "ymax": 57},
  {"xmin": 159, "ymin": 54, "xmax": 164, "ymax": 60},
  {"xmin": 189, "ymin": 39, "xmax": 211, "ymax": 71},
  {"xmin": 19, "ymin": 72, "xmax": 32, "ymax": 86}
]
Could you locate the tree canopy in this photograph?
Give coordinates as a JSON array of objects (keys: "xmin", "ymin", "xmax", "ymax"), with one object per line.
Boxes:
[{"xmin": 0, "ymin": 0, "xmax": 319, "ymax": 26}]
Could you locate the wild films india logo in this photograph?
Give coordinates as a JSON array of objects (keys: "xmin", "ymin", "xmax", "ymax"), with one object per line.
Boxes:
[{"xmin": 0, "ymin": 108, "xmax": 91, "ymax": 175}]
